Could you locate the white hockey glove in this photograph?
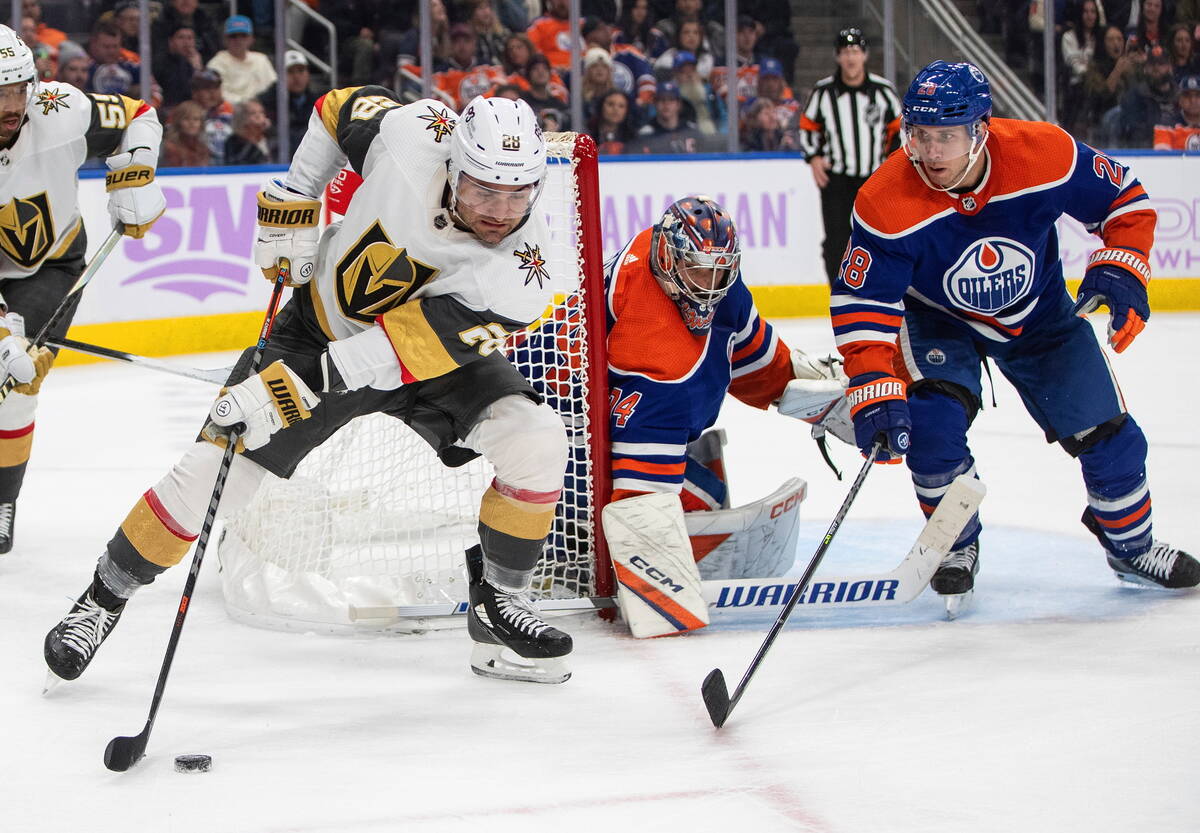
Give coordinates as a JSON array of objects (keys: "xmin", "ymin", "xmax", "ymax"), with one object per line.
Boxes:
[
  {"xmin": 206, "ymin": 360, "xmax": 320, "ymax": 451},
  {"xmin": 254, "ymin": 178, "xmax": 321, "ymax": 286},
  {"xmin": 319, "ymin": 326, "xmax": 404, "ymax": 392},
  {"xmin": 0, "ymin": 313, "xmax": 53, "ymax": 395},
  {"xmin": 105, "ymin": 147, "xmax": 166, "ymax": 239}
]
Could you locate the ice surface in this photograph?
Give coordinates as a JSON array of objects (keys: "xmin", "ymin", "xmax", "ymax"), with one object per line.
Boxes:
[{"xmin": 3, "ymin": 316, "xmax": 1196, "ymax": 832}]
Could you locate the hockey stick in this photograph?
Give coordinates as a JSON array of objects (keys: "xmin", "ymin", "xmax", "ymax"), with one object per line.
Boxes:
[
  {"xmin": 104, "ymin": 263, "xmax": 291, "ymax": 773},
  {"xmin": 48, "ymin": 336, "xmax": 233, "ymax": 385},
  {"xmin": 701, "ymin": 442, "xmax": 880, "ymax": 729},
  {"xmin": 0, "ymin": 225, "xmax": 124, "ymax": 405},
  {"xmin": 345, "ymin": 475, "xmax": 985, "ymax": 624}
]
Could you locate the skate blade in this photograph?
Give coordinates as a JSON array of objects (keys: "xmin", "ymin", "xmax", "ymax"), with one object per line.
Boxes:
[
  {"xmin": 943, "ymin": 589, "xmax": 974, "ymax": 620},
  {"xmin": 470, "ymin": 643, "xmax": 571, "ymax": 685},
  {"xmin": 42, "ymin": 670, "xmax": 67, "ymax": 696},
  {"xmin": 1110, "ymin": 570, "xmax": 1185, "ymax": 590}
]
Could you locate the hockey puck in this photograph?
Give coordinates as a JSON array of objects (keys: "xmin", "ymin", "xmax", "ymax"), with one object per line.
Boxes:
[{"xmin": 174, "ymin": 754, "xmax": 212, "ymax": 773}]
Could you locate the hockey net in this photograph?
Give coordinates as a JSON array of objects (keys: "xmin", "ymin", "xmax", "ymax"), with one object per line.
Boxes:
[{"xmin": 216, "ymin": 133, "xmax": 612, "ymax": 633}]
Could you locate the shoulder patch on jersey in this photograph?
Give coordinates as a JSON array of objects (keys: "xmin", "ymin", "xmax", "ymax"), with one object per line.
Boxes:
[
  {"xmin": 416, "ymin": 104, "xmax": 455, "ymax": 142},
  {"xmin": 34, "ymin": 87, "xmax": 70, "ymax": 115},
  {"xmin": 513, "ymin": 242, "xmax": 549, "ymax": 288}
]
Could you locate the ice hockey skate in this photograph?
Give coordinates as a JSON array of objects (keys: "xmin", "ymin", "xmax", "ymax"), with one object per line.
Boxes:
[
  {"xmin": 43, "ymin": 589, "xmax": 125, "ymax": 692},
  {"xmin": 1081, "ymin": 509, "xmax": 1200, "ymax": 589},
  {"xmin": 930, "ymin": 540, "xmax": 979, "ymax": 619},
  {"xmin": 465, "ymin": 545, "xmax": 573, "ymax": 684},
  {"xmin": 0, "ymin": 501, "xmax": 14, "ymax": 554}
]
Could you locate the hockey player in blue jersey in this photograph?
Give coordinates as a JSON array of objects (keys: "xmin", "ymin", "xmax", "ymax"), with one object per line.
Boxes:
[{"xmin": 833, "ymin": 59, "xmax": 1198, "ymax": 600}]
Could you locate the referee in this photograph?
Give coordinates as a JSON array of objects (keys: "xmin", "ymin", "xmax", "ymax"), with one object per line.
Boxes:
[{"xmin": 799, "ymin": 28, "xmax": 901, "ymax": 284}]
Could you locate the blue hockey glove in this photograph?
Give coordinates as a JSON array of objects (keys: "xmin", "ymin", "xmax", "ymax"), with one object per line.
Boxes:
[
  {"xmin": 1071, "ymin": 257, "xmax": 1150, "ymax": 354},
  {"xmin": 846, "ymin": 373, "xmax": 911, "ymax": 463}
]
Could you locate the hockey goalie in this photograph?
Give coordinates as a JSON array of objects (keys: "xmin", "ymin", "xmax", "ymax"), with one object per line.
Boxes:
[{"xmin": 600, "ymin": 196, "xmax": 854, "ymax": 638}]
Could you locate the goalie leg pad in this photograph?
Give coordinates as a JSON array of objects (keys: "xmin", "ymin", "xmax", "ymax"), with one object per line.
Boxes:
[
  {"xmin": 685, "ymin": 478, "xmax": 807, "ymax": 580},
  {"xmin": 603, "ymin": 492, "xmax": 710, "ymax": 638}
]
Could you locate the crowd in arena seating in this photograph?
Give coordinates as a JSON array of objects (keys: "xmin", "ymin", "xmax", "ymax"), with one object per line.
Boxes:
[
  {"xmin": 987, "ymin": 0, "xmax": 1200, "ymax": 149},
  {"xmin": 15, "ymin": 0, "xmax": 1200, "ymax": 168}
]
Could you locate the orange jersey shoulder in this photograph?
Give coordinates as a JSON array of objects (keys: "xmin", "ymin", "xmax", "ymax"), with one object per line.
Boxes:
[
  {"xmin": 608, "ymin": 230, "xmax": 707, "ymax": 381},
  {"xmin": 982, "ymin": 118, "xmax": 1077, "ymax": 197},
  {"xmin": 852, "ymin": 149, "xmax": 945, "ymax": 236}
]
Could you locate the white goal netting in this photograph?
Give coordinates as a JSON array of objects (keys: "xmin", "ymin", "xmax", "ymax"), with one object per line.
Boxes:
[{"xmin": 216, "ymin": 134, "xmax": 610, "ymax": 633}]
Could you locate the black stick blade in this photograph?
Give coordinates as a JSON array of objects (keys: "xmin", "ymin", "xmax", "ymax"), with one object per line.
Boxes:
[
  {"xmin": 104, "ymin": 731, "xmax": 148, "ymax": 772},
  {"xmin": 701, "ymin": 668, "xmax": 731, "ymax": 728}
]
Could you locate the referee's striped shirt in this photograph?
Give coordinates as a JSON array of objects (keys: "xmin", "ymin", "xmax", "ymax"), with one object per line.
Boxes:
[{"xmin": 799, "ymin": 72, "xmax": 902, "ymax": 178}]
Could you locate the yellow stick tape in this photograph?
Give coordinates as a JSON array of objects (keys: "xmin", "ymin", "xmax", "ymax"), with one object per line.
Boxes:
[{"xmin": 53, "ymin": 278, "xmax": 1200, "ymax": 370}]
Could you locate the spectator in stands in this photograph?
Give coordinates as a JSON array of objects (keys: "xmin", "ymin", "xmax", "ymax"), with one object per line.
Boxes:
[
  {"xmin": 224, "ymin": 99, "xmax": 271, "ymax": 166},
  {"xmin": 635, "ymin": 80, "xmax": 703, "ymax": 152},
  {"xmin": 581, "ymin": 0, "xmax": 618, "ymax": 24},
  {"xmin": 495, "ymin": 0, "xmax": 530, "ymax": 33},
  {"xmin": 189, "ymin": 69, "xmax": 233, "ymax": 163},
  {"xmin": 56, "ymin": 42, "xmax": 89, "ymax": 88},
  {"xmin": 583, "ymin": 16, "xmax": 656, "ymax": 106},
  {"xmin": 1154, "ymin": 72, "xmax": 1200, "ymax": 147},
  {"xmin": 20, "ymin": 16, "xmax": 53, "ymax": 82},
  {"xmin": 1131, "ymin": 0, "xmax": 1170, "ymax": 50},
  {"xmin": 1110, "ymin": 45, "xmax": 1178, "ymax": 145},
  {"xmin": 1063, "ymin": 0, "xmax": 1106, "ymax": 135},
  {"xmin": 1084, "ymin": 24, "xmax": 1138, "ymax": 140},
  {"xmin": 527, "ymin": 0, "xmax": 572, "ymax": 70},
  {"xmin": 539, "ymin": 107, "xmax": 565, "ymax": 132},
  {"xmin": 207, "ymin": 16, "xmax": 276, "ymax": 105},
  {"xmin": 261, "ymin": 50, "xmax": 321, "ymax": 157},
  {"xmin": 1168, "ymin": 23, "xmax": 1200, "ymax": 80},
  {"xmin": 655, "ymin": 15, "xmax": 716, "ymax": 81},
  {"xmin": 393, "ymin": 0, "xmax": 451, "ymax": 73},
  {"xmin": 615, "ymin": 0, "xmax": 668, "ymax": 59},
  {"xmin": 739, "ymin": 0, "xmax": 798, "ymax": 85},
  {"xmin": 519, "ymin": 53, "xmax": 569, "ymax": 119},
  {"xmin": 655, "ymin": 0, "xmax": 723, "ymax": 63},
  {"xmin": 87, "ymin": 20, "xmax": 139, "ymax": 96},
  {"xmin": 154, "ymin": 23, "xmax": 204, "ymax": 110},
  {"xmin": 492, "ymin": 82, "xmax": 522, "ymax": 100},
  {"xmin": 161, "ymin": 100, "xmax": 212, "ymax": 167},
  {"xmin": 434, "ymin": 27, "xmax": 507, "ymax": 109},
  {"xmin": 710, "ymin": 16, "xmax": 766, "ymax": 104},
  {"xmin": 469, "ymin": 0, "xmax": 511, "ymax": 67},
  {"xmin": 22, "ymin": 0, "xmax": 66, "ymax": 64},
  {"xmin": 501, "ymin": 32, "xmax": 537, "ymax": 75},
  {"xmin": 445, "ymin": 24, "xmax": 481, "ymax": 73},
  {"xmin": 581, "ymin": 47, "xmax": 616, "ymax": 119},
  {"xmin": 154, "ymin": 0, "xmax": 221, "ymax": 63},
  {"xmin": 742, "ymin": 97, "xmax": 797, "ymax": 151},
  {"xmin": 588, "ymin": 88, "xmax": 639, "ymax": 153},
  {"xmin": 671, "ymin": 51, "xmax": 722, "ymax": 134},
  {"xmin": 109, "ymin": 0, "xmax": 142, "ymax": 62}
]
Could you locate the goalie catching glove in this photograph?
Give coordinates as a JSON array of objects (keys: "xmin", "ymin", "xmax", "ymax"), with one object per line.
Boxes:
[
  {"xmin": 0, "ymin": 312, "xmax": 54, "ymax": 395},
  {"xmin": 206, "ymin": 360, "xmax": 319, "ymax": 451},
  {"xmin": 776, "ymin": 349, "xmax": 854, "ymax": 446},
  {"xmin": 105, "ymin": 147, "xmax": 166, "ymax": 239},
  {"xmin": 254, "ymin": 179, "xmax": 321, "ymax": 285}
]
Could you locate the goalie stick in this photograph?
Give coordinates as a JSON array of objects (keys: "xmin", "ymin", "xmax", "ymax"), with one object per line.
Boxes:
[
  {"xmin": 48, "ymin": 336, "xmax": 233, "ymax": 385},
  {"xmin": 701, "ymin": 470, "xmax": 986, "ymax": 729},
  {"xmin": 103, "ymin": 262, "xmax": 291, "ymax": 773},
  {"xmin": 345, "ymin": 475, "xmax": 985, "ymax": 625}
]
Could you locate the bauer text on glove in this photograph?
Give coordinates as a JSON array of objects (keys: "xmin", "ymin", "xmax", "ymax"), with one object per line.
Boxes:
[{"xmin": 105, "ymin": 147, "xmax": 166, "ymax": 239}]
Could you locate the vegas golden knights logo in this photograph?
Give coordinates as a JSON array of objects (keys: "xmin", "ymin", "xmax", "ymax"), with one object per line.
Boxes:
[
  {"xmin": 0, "ymin": 192, "xmax": 55, "ymax": 269},
  {"xmin": 335, "ymin": 221, "xmax": 439, "ymax": 323}
]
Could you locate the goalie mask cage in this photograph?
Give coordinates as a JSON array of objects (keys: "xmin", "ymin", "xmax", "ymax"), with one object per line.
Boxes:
[{"xmin": 216, "ymin": 133, "xmax": 612, "ymax": 633}]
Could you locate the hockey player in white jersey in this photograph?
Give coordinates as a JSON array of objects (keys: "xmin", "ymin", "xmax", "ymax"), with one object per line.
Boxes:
[
  {"xmin": 0, "ymin": 25, "xmax": 164, "ymax": 553},
  {"xmin": 46, "ymin": 89, "xmax": 575, "ymax": 686}
]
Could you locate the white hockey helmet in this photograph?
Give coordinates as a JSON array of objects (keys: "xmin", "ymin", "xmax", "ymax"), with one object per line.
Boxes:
[
  {"xmin": 0, "ymin": 25, "xmax": 37, "ymax": 94},
  {"xmin": 448, "ymin": 95, "xmax": 546, "ymax": 221}
]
